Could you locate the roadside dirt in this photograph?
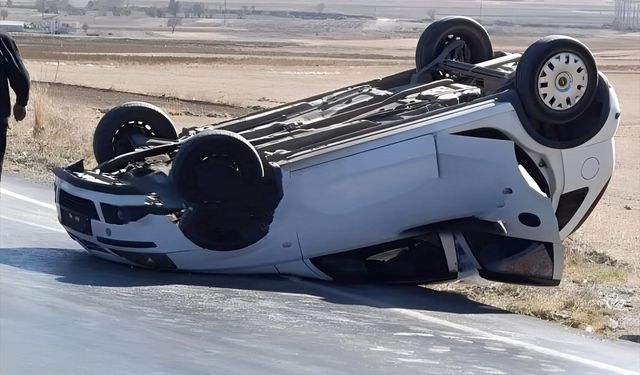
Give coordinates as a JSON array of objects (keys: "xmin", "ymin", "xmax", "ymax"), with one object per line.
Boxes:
[{"xmin": 36, "ymin": 81, "xmax": 252, "ymax": 125}]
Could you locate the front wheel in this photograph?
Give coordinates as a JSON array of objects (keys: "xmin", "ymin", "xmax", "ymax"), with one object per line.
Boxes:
[
  {"xmin": 515, "ymin": 36, "xmax": 599, "ymax": 124},
  {"xmin": 178, "ymin": 206, "xmax": 270, "ymax": 251},
  {"xmin": 171, "ymin": 130, "xmax": 271, "ymax": 251},
  {"xmin": 170, "ymin": 130, "xmax": 264, "ymax": 204}
]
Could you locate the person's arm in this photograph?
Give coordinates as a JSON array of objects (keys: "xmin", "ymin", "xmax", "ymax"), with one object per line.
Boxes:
[{"xmin": 0, "ymin": 34, "xmax": 30, "ymax": 110}]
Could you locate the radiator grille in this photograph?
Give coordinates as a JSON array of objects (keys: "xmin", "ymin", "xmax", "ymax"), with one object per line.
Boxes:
[{"xmin": 58, "ymin": 190, "xmax": 99, "ymax": 219}]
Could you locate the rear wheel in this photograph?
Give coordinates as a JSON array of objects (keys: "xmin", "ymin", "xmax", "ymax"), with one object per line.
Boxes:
[
  {"xmin": 415, "ymin": 16, "xmax": 493, "ymax": 71},
  {"xmin": 93, "ymin": 102, "xmax": 178, "ymax": 164},
  {"xmin": 516, "ymin": 36, "xmax": 598, "ymax": 124}
]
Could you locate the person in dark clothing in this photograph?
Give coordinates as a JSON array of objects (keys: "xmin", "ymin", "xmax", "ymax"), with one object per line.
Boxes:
[{"xmin": 0, "ymin": 32, "xmax": 30, "ymax": 181}]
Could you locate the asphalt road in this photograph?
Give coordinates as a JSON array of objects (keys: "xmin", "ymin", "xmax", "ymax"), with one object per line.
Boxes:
[{"xmin": 1, "ymin": 173, "xmax": 638, "ymax": 375}]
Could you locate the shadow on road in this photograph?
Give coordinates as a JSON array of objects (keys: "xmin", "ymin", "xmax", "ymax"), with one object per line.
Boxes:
[{"xmin": 0, "ymin": 247, "xmax": 507, "ymax": 315}]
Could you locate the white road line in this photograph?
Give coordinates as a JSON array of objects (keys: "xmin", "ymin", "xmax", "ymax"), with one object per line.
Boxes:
[
  {"xmin": 291, "ymin": 278, "xmax": 639, "ymax": 375},
  {"xmin": 0, "ymin": 188, "xmax": 57, "ymax": 211},
  {"xmin": 0, "ymin": 215, "xmax": 66, "ymax": 234}
]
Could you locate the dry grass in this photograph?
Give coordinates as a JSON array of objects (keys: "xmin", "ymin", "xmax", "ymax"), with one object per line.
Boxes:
[
  {"xmin": 564, "ymin": 241, "xmax": 629, "ymax": 284},
  {"xmin": 430, "ymin": 238, "xmax": 638, "ymax": 338},
  {"xmin": 5, "ymin": 83, "xmax": 239, "ymax": 181},
  {"xmin": 475, "ymin": 282, "xmax": 611, "ymax": 332},
  {"xmin": 32, "ymin": 85, "xmax": 50, "ymax": 138},
  {"xmin": 6, "ymin": 84, "xmax": 96, "ymax": 179}
]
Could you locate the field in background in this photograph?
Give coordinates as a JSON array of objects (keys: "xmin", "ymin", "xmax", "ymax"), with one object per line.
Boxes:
[
  {"xmin": 7, "ymin": 0, "xmax": 616, "ymax": 27},
  {"xmin": 4, "ymin": 6, "xmax": 639, "ymax": 341}
]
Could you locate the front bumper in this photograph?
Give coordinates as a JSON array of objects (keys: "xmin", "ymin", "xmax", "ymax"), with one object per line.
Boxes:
[{"xmin": 54, "ymin": 165, "xmax": 186, "ymax": 269}]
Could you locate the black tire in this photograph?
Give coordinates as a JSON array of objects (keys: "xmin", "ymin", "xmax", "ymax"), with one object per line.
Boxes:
[
  {"xmin": 93, "ymin": 102, "xmax": 178, "ymax": 164},
  {"xmin": 515, "ymin": 36, "xmax": 598, "ymax": 124},
  {"xmin": 170, "ymin": 130, "xmax": 264, "ymax": 204},
  {"xmin": 415, "ymin": 16, "xmax": 493, "ymax": 70},
  {"xmin": 178, "ymin": 206, "xmax": 269, "ymax": 251}
]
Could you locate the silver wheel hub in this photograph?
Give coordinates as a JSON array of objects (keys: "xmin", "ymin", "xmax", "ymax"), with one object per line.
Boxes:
[{"xmin": 537, "ymin": 52, "xmax": 588, "ymax": 111}]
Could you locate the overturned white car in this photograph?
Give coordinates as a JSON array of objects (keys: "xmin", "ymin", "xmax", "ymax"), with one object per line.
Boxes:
[{"xmin": 54, "ymin": 17, "xmax": 619, "ymax": 286}]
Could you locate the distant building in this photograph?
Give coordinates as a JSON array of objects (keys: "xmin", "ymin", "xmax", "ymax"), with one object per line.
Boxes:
[
  {"xmin": 46, "ymin": 20, "xmax": 79, "ymax": 34},
  {"xmin": 0, "ymin": 20, "xmax": 25, "ymax": 32}
]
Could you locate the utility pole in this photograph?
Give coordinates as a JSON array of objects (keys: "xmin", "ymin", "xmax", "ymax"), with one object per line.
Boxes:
[
  {"xmin": 479, "ymin": 0, "xmax": 483, "ymax": 23},
  {"xmin": 223, "ymin": 0, "xmax": 227, "ymax": 25}
]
